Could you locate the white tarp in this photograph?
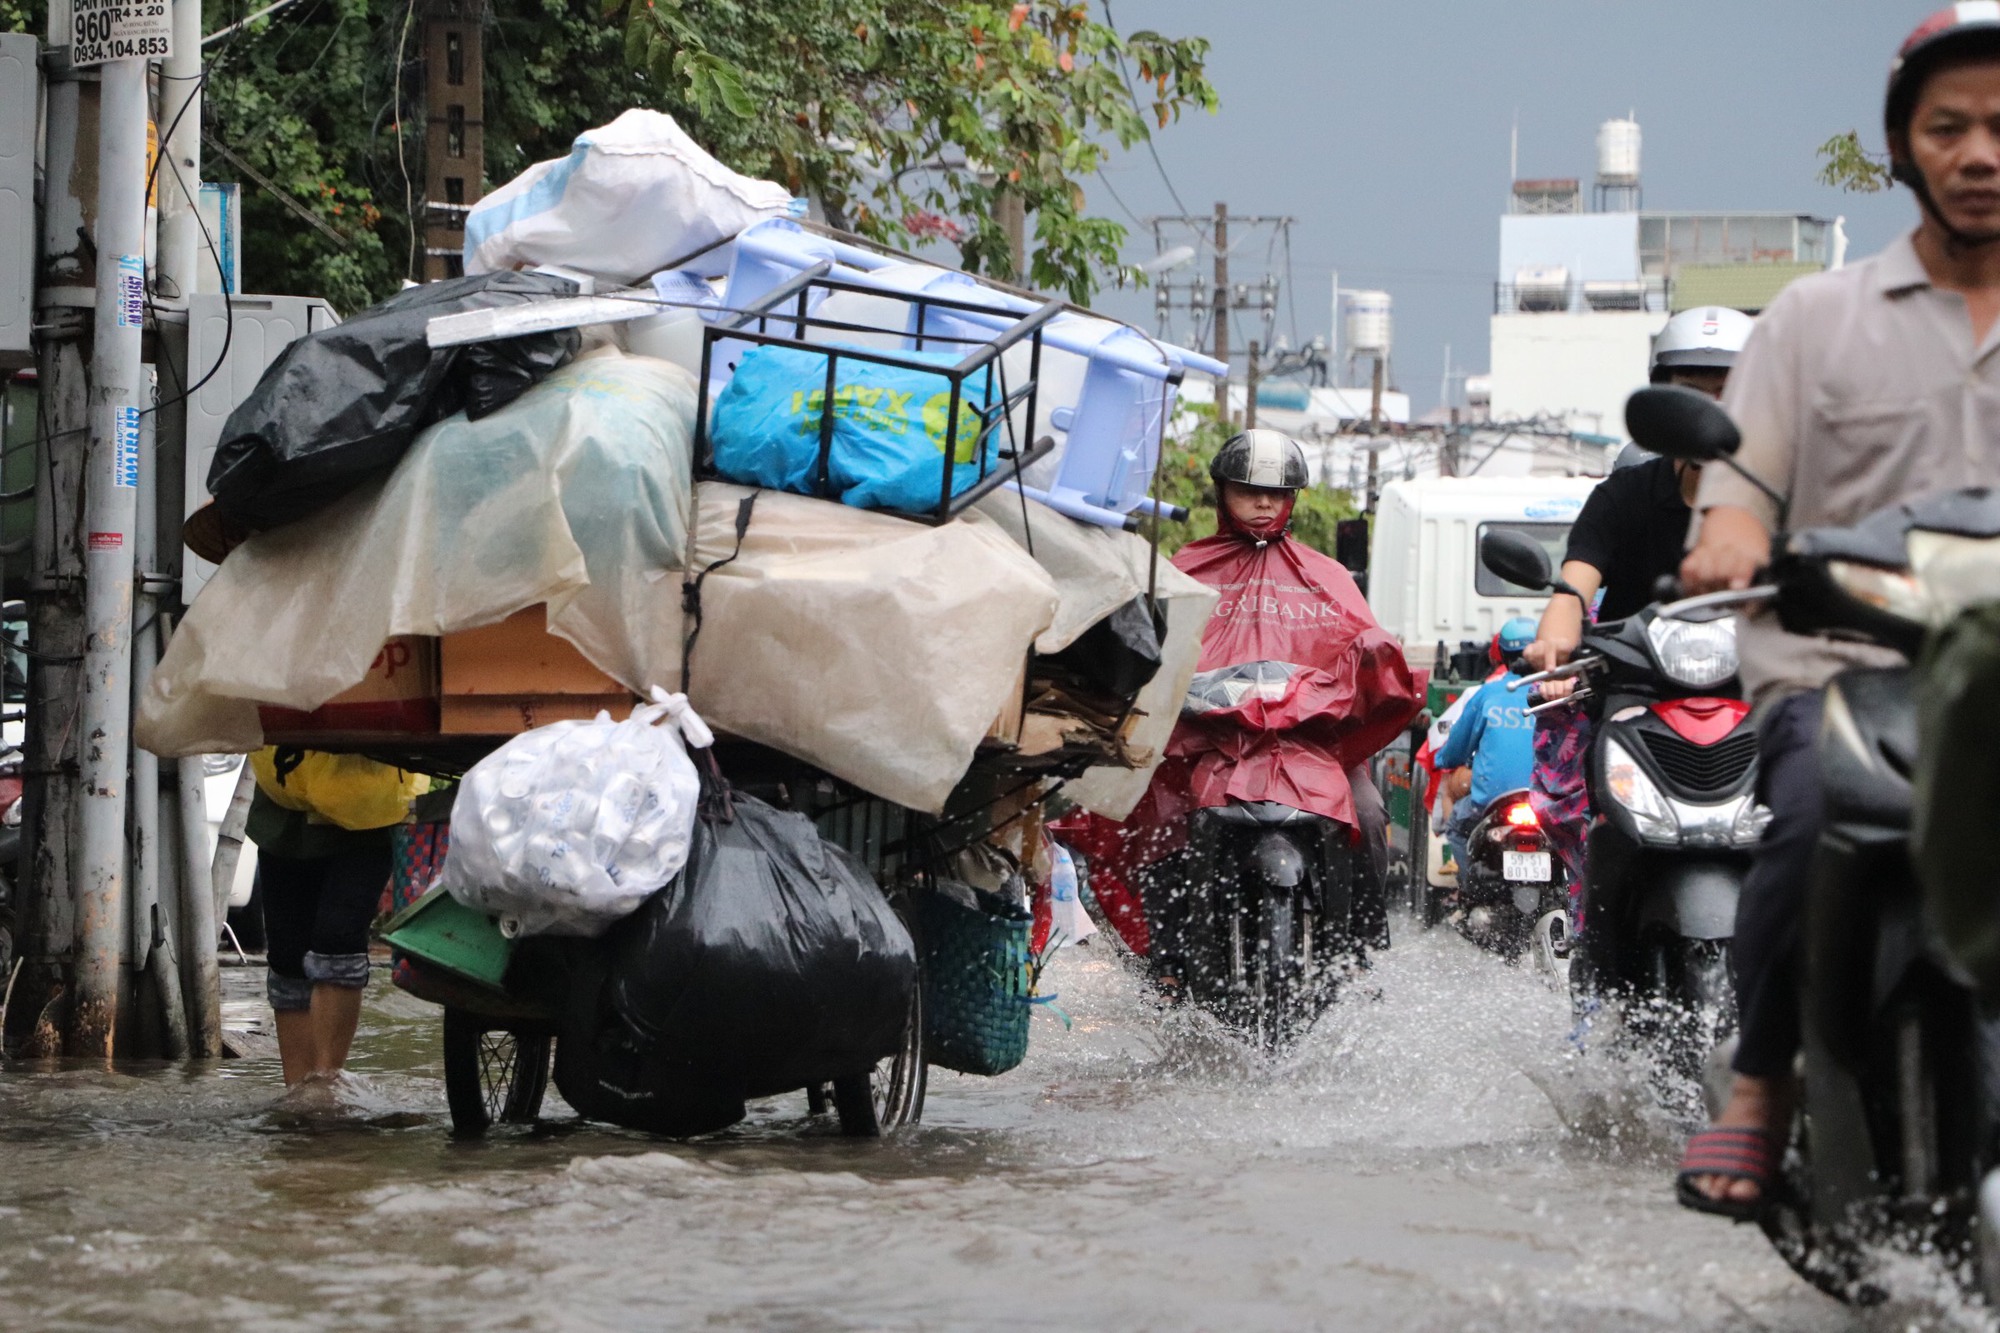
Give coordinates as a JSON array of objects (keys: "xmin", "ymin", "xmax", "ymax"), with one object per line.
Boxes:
[{"xmin": 138, "ymin": 352, "xmax": 699, "ymax": 758}]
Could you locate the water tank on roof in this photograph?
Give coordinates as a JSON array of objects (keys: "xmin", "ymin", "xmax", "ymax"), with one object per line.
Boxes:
[
  {"xmin": 1345, "ymin": 290, "xmax": 1392, "ymax": 356},
  {"xmin": 1597, "ymin": 118, "xmax": 1642, "ymax": 185},
  {"xmin": 1513, "ymin": 266, "xmax": 1570, "ymax": 313}
]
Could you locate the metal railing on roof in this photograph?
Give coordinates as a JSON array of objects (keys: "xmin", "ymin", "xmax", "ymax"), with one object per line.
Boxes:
[{"xmin": 1492, "ymin": 278, "xmax": 1672, "ymax": 315}]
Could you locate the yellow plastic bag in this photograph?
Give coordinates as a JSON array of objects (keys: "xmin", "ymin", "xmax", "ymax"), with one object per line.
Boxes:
[{"xmin": 250, "ymin": 747, "xmax": 427, "ymax": 831}]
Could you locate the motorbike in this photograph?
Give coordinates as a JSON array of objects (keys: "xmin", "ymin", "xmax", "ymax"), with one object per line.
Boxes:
[
  {"xmin": 1627, "ymin": 383, "xmax": 2000, "ymax": 1304},
  {"xmin": 1478, "ymin": 528, "xmax": 1758, "ymax": 1082},
  {"xmin": 1142, "ymin": 660, "xmax": 1370, "ymax": 1052},
  {"xmin": 1444, "ymin": 786, "xmax": 1572, "ymax": 969}
]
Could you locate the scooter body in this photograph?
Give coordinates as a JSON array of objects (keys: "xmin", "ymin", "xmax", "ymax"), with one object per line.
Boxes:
[
  {"xmin": 1525, "ymin": 607, "xmax": 1760, "ymax": 1068},
  {"xmin": 1765, "ymin": 663, "xmax": 1990, "ymax": 1300},
  {"xmin": 1452, "ymin": 787, "xmax": 1569, "ymax": 960},
  {"xmin": 1147, "ymin": 799, "xmax": 1360, "ymax": 1051}
]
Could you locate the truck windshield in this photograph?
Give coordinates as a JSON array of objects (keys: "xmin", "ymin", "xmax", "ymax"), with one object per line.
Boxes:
[{"xmin": 1474, "ymin": 522, "xmax": 1573, "ymax": 596}]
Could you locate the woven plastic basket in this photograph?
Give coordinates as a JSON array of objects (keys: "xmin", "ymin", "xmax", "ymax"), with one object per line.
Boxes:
[{"xmin": 918, "ymin": 886, "xmax": 1033, "ymax": 1076}]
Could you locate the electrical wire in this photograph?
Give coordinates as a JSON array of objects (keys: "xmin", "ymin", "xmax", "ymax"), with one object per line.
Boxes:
[
  {"xmin": 1098, "ymin": 0, "xmax": 1194, "ymax": 218},
  {"xmin": 393, "ymin": 0, "xmax": 419, "ymax": 281},
  {"xmin": 1091, "ymin": 166, "xmax": 1144, "ymax": 227}
]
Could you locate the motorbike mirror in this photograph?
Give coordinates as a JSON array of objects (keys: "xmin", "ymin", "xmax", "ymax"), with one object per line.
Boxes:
[
  {"xmin": 1479, "ymin": 528, "xmax": 1553, "ymax": 592},
  {"xmin": 1624, "ymin": 385, "xmax": 1741, "ymax": 462}
]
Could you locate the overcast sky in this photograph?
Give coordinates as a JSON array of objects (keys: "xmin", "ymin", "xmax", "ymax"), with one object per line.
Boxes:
[{"xmin": 1085, "ymin": 1, "xmax": 1920, "ymax": 412}]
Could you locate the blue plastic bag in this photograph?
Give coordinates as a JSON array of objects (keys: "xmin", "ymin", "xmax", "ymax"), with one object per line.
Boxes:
[{"xmin": 710, "ymin": 344, "xmax": 1000, "ymax": 513}]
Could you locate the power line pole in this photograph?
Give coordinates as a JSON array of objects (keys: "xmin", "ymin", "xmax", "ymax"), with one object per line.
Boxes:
[
  {"xmin": 1245, "ymin": 339, "xmax": 1260, "ymax": 430},
  {"xmin": 420, "ymin": 0, "xmax": 485, "ymax": 281},
  {"xmin": 1211, "ymin": 200, "xmax": 1228, "ymax": 378},
  {"xmin": 1365, "ymin": 354, "xmax": 1385, "ymax": 515},
  {"xmin": 12, "ymin": 10, "xmax": 91, "ymax": 1057},
  {"xmin": 70, "ymin": 51, "xmax": 150, "ymax": 1056}
]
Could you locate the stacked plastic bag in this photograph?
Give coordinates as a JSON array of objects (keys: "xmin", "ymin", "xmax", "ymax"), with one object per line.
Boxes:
[{"xmin": 440, "ymin": 689, "xmax": 714, "ymax": 938}]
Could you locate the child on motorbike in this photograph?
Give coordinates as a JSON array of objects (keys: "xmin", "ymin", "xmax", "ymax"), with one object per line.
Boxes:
[{"xmin": 1432, "ymin": 618, "xmax": 1538, "ymax": 872}]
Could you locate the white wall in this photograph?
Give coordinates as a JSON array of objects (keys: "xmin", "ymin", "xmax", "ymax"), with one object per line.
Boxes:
[
  {"xmin": 1499, "ymin": 213, "xmax": 1642, "ymax": 285},
  {"xmin": 1488, "ymin": 310, "xmax": 1667, "ymax": 439}
]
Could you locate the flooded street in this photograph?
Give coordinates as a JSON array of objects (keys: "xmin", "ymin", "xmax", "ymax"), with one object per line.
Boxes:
[{"xmin": 0, "ymin": 922, "xmax": 1987, "ymax": 1331}]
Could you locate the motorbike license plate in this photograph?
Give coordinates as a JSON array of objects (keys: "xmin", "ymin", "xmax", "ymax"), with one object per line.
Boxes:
[{"xmin": 1503, "ymin": 851, "xmax": 1552, "ymax": 883}]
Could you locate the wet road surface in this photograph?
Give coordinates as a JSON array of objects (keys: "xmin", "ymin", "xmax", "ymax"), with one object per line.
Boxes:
[{"xmin": 0, "ymin": 922, "xmax": 1989, "ymax": 1331}]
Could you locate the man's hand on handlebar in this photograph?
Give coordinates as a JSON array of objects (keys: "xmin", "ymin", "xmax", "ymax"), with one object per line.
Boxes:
[{"xmin": 1681, "ymin": 505, "xmax": 1771, "ymax": 595}]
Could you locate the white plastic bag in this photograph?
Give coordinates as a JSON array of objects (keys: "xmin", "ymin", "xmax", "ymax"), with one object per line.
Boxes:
[
  {"xmin": 441, "ymin": 688, "xmax": 715, "ymax": 938},
  {"xmin": 463, "ymin": 110, "xmax": 794, "ymax": 285},
  {"xmin": 1045, "ymin": 842, "xmax": 1097, "ymax": 948}
]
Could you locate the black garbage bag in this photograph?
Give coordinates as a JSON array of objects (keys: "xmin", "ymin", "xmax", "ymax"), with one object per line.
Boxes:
[
  {"xmin": 207, "ymin": 271, "xmax": 581, "ymax": 531},
  {"xmin": 1042, "ymin": 595, "xmax": 1166, "ymax": 698},
  {"xmin": 553, "ymin": 793, "xmax": 917, "ymax": 1136}
]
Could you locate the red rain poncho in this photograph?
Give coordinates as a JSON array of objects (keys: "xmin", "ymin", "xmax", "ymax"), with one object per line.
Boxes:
[{"xmin": 1048, "ymin": 498, "xmax": 1420, "ymax": 956}]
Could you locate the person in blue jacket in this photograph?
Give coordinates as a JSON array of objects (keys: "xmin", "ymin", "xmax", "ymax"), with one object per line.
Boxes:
[{"xmin": 1433, "ymin": 617, "xmax": 1540, "ymax": 871}]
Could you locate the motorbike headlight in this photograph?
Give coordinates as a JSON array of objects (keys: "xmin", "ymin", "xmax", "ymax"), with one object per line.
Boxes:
[
  {"xmin": 1827, "ymin": 559, "xmax": 1929, "ymax": 628},
  {"xmin": 1602, "ymin": 737, "xmax": 1679, "ymax": 845},
  {"xmin": 1731, "ymin": 798, "xmax": 1773, "ymax": 846},
  {"xmin": 1645, "ymin": 615, "xmax": 1739, "ymax": 689}
]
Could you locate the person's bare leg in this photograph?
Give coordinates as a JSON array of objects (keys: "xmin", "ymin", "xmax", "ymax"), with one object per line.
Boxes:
[
  {"xmin": 308, "ymin": 984, "xmax": 365, "ymax": 1077},
  {"xmin": 274, "ymin": 1009, "xmax": 319, "ymax": 1086},
  {"xmin": 1695, "ymin": 1072, "xmax": 1795, "ymax": 1203}
]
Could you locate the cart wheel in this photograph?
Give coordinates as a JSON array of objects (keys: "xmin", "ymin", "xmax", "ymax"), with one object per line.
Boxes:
[
  {"xmin": 442, "ymin": 1007, "xmax": 552, "ymax": 1137},
  {"xmin": 832, "ymin": 966, "xmax": 926, "ymax": 1138}
]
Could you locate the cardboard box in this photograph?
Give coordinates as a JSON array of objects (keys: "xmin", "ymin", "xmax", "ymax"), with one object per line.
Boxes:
[
  {"xmin": 259, "ymin": 636, "xmax": 440, "ymax": 735},
  {"xmin": 438, "ymin": 606, "xmax": 635, "ymax": 736}
]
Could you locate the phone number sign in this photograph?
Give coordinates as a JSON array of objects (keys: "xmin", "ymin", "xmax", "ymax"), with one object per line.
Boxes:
[{"xmin": 70, "ymin": 0, "xmax": 172, "ymax": 66}]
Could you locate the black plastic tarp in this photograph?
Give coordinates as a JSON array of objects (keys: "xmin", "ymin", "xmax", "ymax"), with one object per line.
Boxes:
[
  {"xmin": 207, "ymin": 271, "xmax": 581, "ymax": 531},
  {"xmin": 553, "ymin": 792, "xmax": 917, "ymax": 1136}
]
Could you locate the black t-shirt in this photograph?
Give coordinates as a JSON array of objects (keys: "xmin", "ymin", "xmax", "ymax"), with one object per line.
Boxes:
[{"xmin": 1562, "ymin": 456, "xmax": 1691, "ymax": 622}]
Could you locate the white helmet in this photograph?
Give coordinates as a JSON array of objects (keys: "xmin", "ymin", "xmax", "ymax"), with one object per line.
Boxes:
[{"xmin": 1650, "ymin": 307, "xmax": 1755, "ymax": 384}]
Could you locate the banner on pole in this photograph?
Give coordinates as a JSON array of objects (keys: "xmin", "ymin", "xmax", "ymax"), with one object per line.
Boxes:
[{"xmin": 70, "ymin": 0, "xmax": 172, "ymax": 66}]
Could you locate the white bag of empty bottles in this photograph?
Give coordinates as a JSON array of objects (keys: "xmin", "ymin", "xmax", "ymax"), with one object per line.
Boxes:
[{"xmin": 441, "ymin": 688, "xmax": 714, "ymax": 938}]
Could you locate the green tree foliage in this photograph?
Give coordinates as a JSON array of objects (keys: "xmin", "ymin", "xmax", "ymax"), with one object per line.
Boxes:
[
  {"xmin": 1148, "ymin": 402, "xmax": 1360, "ymax": 558},
  {"xmin": 1817, "ymin": 129, "xmax": 1894, "ymax": 194},
  {"xmin": 9, "ymin": 0, "xmax": 1213, "ymax": 312},
  {"xmin": 607, "ymin": 1, "xmax": 1215, "ymax": 302}
]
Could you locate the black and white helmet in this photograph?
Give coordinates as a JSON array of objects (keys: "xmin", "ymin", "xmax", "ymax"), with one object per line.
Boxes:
[
  {"xmin": 1209, "ymin": 428, "xmax": 1309, "ymax": 490},
  {"xmin": 1650, "ymin": 307, "xmax": 1754, "ymax": 383}
]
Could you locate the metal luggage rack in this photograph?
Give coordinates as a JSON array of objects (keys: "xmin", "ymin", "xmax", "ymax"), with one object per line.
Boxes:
[{"xmin": 690, "ymin": 263, "xmax": 1062, "ymax": 525}]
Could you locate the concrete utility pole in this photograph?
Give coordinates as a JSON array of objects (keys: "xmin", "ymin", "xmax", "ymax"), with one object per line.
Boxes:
[
  {"xmin": 1245, "ymin": 339, "xmax": 1260, "ymax": 431},
  {"xmin": 69, "ymin": 53, "xmax": 150, "ymax": 1055},
  {"xmin": 420, "ymin": 0, "xmax": 485, "ymax": 281},
  {"xmin": 1365, "ymin": 354, "xmax": 1385, "ymax": 515},
  {"xmin": 1211, "ymin": 201, "xmax": 1228, "ymax": 379},
  {"xmin": 12, "ymin": 4, "xmax": 92, "ymax": 1059}
]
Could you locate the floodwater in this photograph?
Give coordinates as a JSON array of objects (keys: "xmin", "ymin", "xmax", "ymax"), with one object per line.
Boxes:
[{"xmin": 0, "ymin": 923, "xmax": 1990, "ymax": 1331}]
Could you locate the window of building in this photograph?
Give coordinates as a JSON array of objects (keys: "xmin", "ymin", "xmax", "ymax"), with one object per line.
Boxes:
[
  {"xmin": 447, "ymin": 105, "xmax": 465, "ymax": 159},
  {"xmin": 444, "ymin": 176, "xmax": 465, "ymax": 205},
  {"xmin": 446, "ymin": 31, "xmax": 464, "ymax": 85}
]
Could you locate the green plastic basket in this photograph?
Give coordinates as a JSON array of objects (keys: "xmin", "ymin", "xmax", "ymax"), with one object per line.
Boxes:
[
  {"xmin": 380, "ymin": 885, "xmax": 514, "ymax": 990},
  {"xmin": 918, "ymin": 887, "xmax": 1033, "ymax": 1076}
]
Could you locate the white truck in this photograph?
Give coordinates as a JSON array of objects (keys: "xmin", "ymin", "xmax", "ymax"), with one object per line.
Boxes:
[
  {"xmin": 1364, "ymin": 475, "xmax": 1604, "ymax": 910},
  {"xmin": 1367, "ymin": 475, "xmax": 1604, "ymax": 672}
]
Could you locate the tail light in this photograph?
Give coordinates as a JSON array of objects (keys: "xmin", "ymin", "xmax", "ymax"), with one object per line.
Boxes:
[{"xmin": 1505, "ymin": 801, "xmax": 1538, "ymax": 829}]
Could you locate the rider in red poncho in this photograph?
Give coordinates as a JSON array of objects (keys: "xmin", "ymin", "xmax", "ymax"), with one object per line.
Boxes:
[{"xmin": 1053, "ymin": 430, "xmax": 1421, "ymax": 965}]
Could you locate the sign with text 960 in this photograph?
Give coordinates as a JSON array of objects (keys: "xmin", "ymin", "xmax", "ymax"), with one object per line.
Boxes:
[{"xmin": 71, "ymin": 0, "xmax": 172, "ymax": 67}]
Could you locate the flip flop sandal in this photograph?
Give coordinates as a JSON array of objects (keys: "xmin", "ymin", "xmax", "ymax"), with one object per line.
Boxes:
[{"xmin": 1675, "ymin": 1126, "xmax": 1782, "ymax": 1221}]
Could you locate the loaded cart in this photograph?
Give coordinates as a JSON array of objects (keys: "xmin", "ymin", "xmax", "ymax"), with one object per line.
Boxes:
[{"xmin": 139, "ymin": 200, "xmax": 1222, "ymax": 1138}]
